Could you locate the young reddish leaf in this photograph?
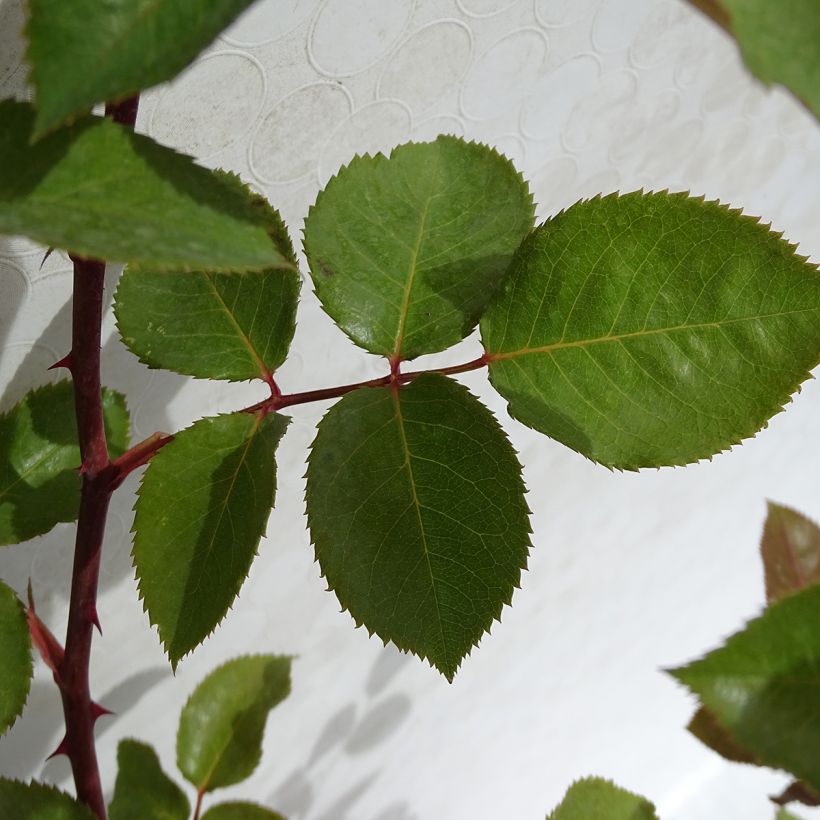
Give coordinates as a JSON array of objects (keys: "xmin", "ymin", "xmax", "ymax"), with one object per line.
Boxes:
[
  {"xmin": 687, "ymin": 706, "xmax": 760, "ymax": 764},
  {"xmin": 0, "ymin": 381, "xmax": 129, "ymax": 546},
  {"xmin": 26, "ymin": 0, "xmax": 261, "ymax": 136},
  {"xmin": 109, "ymin": 739, "xmax": 189, "ymax": 820},
  {"xmin": 481, "ymin": 191, "xmax": 820, "ymax": 469},
  {"xmin": 547, "ymin": 777, "xmax": 659, "ymax": 819},
  {"xmin": 201, "ymin": 802, "xmax": 286, "ymax": 820},
  {"xmin": 25, "ymin": 583, "xmax": 63, "ymax": 680},
  {"xmin": 670, "ymin": 584, "xmax": 820, "ymax": 792},
  {"xmin": 133, "ymin": 412, "xmax": 288, "ymax": 666},
  {"xmin": 761, "ymin": 502, "xmax": 820, "ymax": 603},
  {"xmin": 773, "ymin": 780, "xmax": 820, "ymax": 808},
  {"xmin": 303, "ymin": 136, "xmax": 534, "ymax": 362},
  {"xmin": 115, "ymin": 175, "xmax": 300, "ymax": 382},
  {"xmin": 0, "ymin": 778, "xmax": 94, "ymax": 818},
  {"xmin": 306, "ymin": 374, "xmax": 531, "ymax": 681},
  {"xmin": 0, "ymin": 101, "xmax": 289, "ymax": 273},
  {"xmin": 176, "ymin": 655, "xmax": 291, "ymax": 792},
  {"xmin": 0, "ymin": 582, "xmax": 32, "ymax": 736}
]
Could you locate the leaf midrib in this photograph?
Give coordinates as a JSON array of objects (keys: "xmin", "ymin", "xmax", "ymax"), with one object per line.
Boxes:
[
  {"xmin": 169, "ymin": 414, "xmax": 263, "ymax": 654},
  {"xmin": 201, "ymin": 273, "xmax": 271, "ymax": 381},
  {"xmin": 393, "ymin": 196, "xmax": 432, "ymax": 361},
  {"xmin": 489, "ymin": 308, "xmax": 820, "ymax": 360},
  {"xmin": 391, "ymin": 388, "xmax": 447, "ymax": 661},
  {"xmin": 0, "ymin": 442, "xmax": 72, "ymax": 502}
]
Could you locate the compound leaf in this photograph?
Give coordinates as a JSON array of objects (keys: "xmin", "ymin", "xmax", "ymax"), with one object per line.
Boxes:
[
  {"xmin": 109, "ymin": 740, "xmax": 189, "ymax": 820},
  {"xmin": 547, "ymin": 777, "xmax": 659, "ymax": 819},
  {"xmin": 481, "ymin": 191, "xmax": 820, "ymax": 470},
  {"xmin": 27, "ymin": 0, "xmax": 261, "ymax": 136},
  {"xmin": 670, "ymin": 584, "xmax": 820, "ymax": 792},
  {"xmin": 306, "ymin": 373, "xmax": 531, "ymax": 681},
  {"xmin": 115, "ymin": 175, "xmax": 300, "ymax": 381},
  {"xmin": 177, "ymin": 655, "xmax": 291, "ymax": 792},
  {"xmin": 0, "ymin": 100, "xmax": 288, "ymax": 273},
  {"xmin": 687, "ymin": 0, "xmax": 820, "ymax": 121},
  {"xmin": 201, "ymin": 803, "xmax": 286, "ymax": 820},
  {"xmin": 761, "ymin": 502, "xmax": 820, "ymax": 604},
  {"xmin": 303, "ymin": 136, "xmax": 534, "ymax": 362},
  {"xmin": 0, "ymin": 381, "xmax": 129, "ymax": 546},
  {"xmin": 0, "ymin": 581, "xmax": 32, "ymax": 736},
  {"xmin": 0, "ymin": 778, "xmax": 94, "ymax": 819},
  {"xmin": 133, "ymin": 412, "xmax": 288, "ymax": 666}
]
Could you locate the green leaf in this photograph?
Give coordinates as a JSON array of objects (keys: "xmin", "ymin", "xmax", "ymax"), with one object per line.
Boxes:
[
  {"xmin": 0, "ymin": 381, "xmax": 129, "ymax": 546},
  {"xmin": 761, "ymin": 502, "xmax": 820, "ymax": 604},
  {"xmin": 115, "ymin": 176, "xmax": 300, "ymax": 382},
  {"xmin": 0, "ymin": 581, "xmax": 32, "ymax": 735},
  {"xmin": 687, "ymin": 0, "xmax": 820, "ymax": 121},
  {"xmin": 303, "ymin": 136, "xmax": 534, "ymax": 362},
  {"xmin": 26, "ymin": 0, "xmax": 261, "ymax": 136},
  {"xmin": 776, "ymin": 810, "xmax": 804, "ymax": 820},
  {"xmin": 0, "ymin": 778, "xmax": 94, "ymax": 819},
  {"xmin": 109, "ymin": 740, "xmax": 189, "ymax": 820},
  {"xmin": 133, "ymin": 412, "xmax": 288, "ymax": 666},
  {"xmin": 0, "ymin": 100, "xmax": 288, "ymax": 273},
  {"xmin": 670, "ymin": 584, "xmax": 820, "ymax": 792},
  {"xmin": 481, "ymin": 191, "xmax": 820, "ymax": 470},
  {"xmin": 547, "ymin": 777, "xmax": 659, "ymax": 819},
  {"xmin": 306, "ymin": 373, "xmax": 531, "ymax": 681},
  {"xmin": 687, "ymin": 706, "xmax": 760, "ymax": 764},
  {"xmin": 176, "ymin": 655, "xmax": 291, "ymax": 792},
  {"xmin": 201, "ymin": 802, "xmax": 286, "ymax": 820}
]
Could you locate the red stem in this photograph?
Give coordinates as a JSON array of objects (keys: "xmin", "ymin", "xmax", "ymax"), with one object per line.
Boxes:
[
  {"xmin": 112, "ymin": 355, "xmax": 492, "ymax": 484},
  {"xmin": 56, "ymin": 94, "xmax": 141, "ymax": 819}
]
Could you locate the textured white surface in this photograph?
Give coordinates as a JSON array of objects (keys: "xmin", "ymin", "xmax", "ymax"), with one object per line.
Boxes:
[{"xmin": 2, "ymin": 1, "xmax": 820, "ymax": 818}]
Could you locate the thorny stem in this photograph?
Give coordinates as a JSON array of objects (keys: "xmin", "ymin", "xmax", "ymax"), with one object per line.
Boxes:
[{"xmin": 53, "ymin": 94, "xmax": 141, "ymax": 819}]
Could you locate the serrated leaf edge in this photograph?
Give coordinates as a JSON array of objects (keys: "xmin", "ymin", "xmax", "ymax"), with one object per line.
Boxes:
[
  {"xmin": 131, "ymin": 412, "xmax": 289, "ymax": 669},
  {"xmin": 483, "ymin": 188, "xmax": 820, "ymax": 472},
  {"xmin": 302, "ymin": 134, "xmax": 536, "ymax": 362},
  {"xmin": 303, "ymin": 376, "xmax": 533, "ymax": 682}
]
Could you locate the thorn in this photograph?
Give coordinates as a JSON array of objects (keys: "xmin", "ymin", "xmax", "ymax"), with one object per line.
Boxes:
[
  {"xmin": 90, "ymin": 701, "xmax": 114, "ymax": 722},
  {"xmin": 78, "ymin": 462, "xmax": 90, "ymax": 476},
  {"xmin": 40, "ymin": 247, "xmax": 55, "ymax": 269},
  {"xmin": 84, "ymin": 601, "xmax": 102, "ymax": 635},
  {"xmin": 47, "ymin": 735, "xmax": 69, "ymax": 760},
  {"xmin": 48, "ymin": 353, "xmax": 73, "ymax": 371}
]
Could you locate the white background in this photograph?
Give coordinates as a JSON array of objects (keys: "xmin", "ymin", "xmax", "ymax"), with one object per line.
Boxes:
[{"xmin": 2, "ymin": 1, "xmax": 820, "ymax": 818}]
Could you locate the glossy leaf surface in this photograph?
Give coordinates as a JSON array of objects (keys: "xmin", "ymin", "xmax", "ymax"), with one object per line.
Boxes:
[
  {"xmin": 303, "ymin": 136, "xmax": 534, "ymax": 361},
  {"xmin": 134, "ymin": 412, "xmax": 288, "ymax": 666},
  {"xmin": 0, "ymin": 581, "xmax": 32, "ymax": 735},
  {"xmin": 0, "ymin": 101, "xmax": 287, "ymax": 272},
  {"xmin": 0, "ymin": 381, "xmax": 129, "ymax": 545},
  {"xmin": 547, "ymin": 777, "xmax": 659, "ymax": 819},
  {"xmin": 177, "ymin": 655, "xmax": 291, "ymax": 792},
  {"xmin": 671, "ymin": 584, "xmax": 820, "ymax": 792},
  {"xmin": 761, "ymin": 502, "xmax": 820, "ymax": 603},
  {"xmin": 0, "ymin": 778, "xmax": 94, "ymax": 818},
  {"xmin": 306, "ymin": 374, "xmax": 531, "ymax": 680},
  {"xmin": 27, "ymin": 0, "xmax": 259, "ymax": 135},
  {"xmin": 109, "ymin": 740, "xmax": 189, "ymax": 820},
  {"xmin": 481, "ymin": 191, "xmax": 820, "ymax": 469},
  {"xmin": 201, "ymin": 803, "xmax": 286, "ymax": 820},
  {"xmin": 115, "ymin": 176, "xmax": 300, "ymax": 381}
]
